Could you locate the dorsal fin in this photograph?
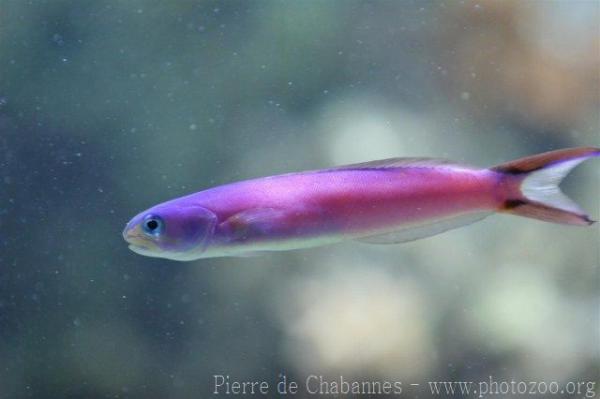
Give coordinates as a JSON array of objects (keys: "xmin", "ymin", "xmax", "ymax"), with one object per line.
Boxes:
[{"xmin": 326, "ymin": 157, "xmax": 462, "ymax": 172}]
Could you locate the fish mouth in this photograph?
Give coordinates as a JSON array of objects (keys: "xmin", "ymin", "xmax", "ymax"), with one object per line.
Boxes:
[{"xmin": 123, "ymin": 226, "xmax": 160, "ymax": 255}]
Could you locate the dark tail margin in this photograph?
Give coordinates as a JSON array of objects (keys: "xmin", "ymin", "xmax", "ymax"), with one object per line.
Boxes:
[{"xmin": 492, "ymin": 147, "xmax": 600, "ymax": 226}]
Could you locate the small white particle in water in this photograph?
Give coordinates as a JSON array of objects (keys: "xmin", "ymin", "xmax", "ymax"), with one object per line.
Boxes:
[
  {"xmin": 460, "ymin": 92, "xmax": 471, "ymax": 100},
  {"xmin": 52, "ymin": 33, "xmax": 64, "ymax": 46},
  {"xmin": 189, "ymin": 124, "xmax": 197, "ymax": 130}
]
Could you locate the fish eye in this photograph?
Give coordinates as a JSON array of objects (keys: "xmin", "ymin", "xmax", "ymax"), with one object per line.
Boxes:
[{"xmin": 142, "ymin": 215, "xmax": 164, "ymax": 236}]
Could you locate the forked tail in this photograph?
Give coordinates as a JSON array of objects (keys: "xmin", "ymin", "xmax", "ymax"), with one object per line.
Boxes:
[{"xmin": 493, "ymin": 147, "xmax": 599, "ymax": 226}]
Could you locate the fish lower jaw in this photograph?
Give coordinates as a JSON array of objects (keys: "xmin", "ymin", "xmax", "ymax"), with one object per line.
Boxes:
[{"xmin": 128, "ymin": 244, "xmax": 165, "ymax": 258}]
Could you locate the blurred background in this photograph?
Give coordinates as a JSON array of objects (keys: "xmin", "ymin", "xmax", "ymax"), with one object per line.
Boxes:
[{"xmin": 0, "ymin": 1, "xmax": 598, "ymax": 398}]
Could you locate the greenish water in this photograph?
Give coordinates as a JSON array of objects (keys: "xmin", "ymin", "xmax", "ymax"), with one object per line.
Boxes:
[{"xmin": 0, "ymin": 1, "xmax": 598, "ymax": 398}]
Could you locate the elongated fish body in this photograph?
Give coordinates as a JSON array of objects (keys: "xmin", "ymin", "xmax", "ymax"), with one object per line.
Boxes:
[{"xmin": 123, "ymin": 147, "xmax": 599, "ymax": 260}]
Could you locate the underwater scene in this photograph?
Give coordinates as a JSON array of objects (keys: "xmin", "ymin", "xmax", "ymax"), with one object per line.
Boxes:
[{"xmin": 1, "ymin": 1, "xmax": 599, "ymax": 398}]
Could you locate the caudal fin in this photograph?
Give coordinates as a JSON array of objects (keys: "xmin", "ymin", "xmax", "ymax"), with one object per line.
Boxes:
[{"xmin": 493, "ymin": 147, "xmax": 599, "ymax": 226}]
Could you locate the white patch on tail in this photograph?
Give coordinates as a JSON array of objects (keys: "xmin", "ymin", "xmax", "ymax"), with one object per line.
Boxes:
[{"xmin": 521, "ymin": 157, "xmax": 587, "ymax": 215}]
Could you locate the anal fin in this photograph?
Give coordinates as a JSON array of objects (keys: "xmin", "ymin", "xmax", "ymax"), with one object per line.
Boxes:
[{"xmin": 356, "ymin": 212, "xmax": 490, "ymax": 244}]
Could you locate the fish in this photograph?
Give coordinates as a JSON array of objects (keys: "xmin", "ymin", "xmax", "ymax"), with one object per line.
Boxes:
[{"xmin": 123, "ymin": 147, "xmax": 599, "ymax": 261}]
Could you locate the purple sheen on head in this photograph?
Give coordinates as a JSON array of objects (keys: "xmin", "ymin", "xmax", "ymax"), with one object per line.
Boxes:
[{"xmin": 125, "ymin": 204, "xmax": 217, "ymax": 253}]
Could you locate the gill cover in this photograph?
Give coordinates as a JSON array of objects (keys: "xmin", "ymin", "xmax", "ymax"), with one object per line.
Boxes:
[{"xmin": 167, "ymin": 205, "xmax": 217, "ymax": 251}]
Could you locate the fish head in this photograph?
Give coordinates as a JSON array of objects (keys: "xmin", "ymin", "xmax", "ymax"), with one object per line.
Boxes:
[{"xmin": 123, "ymin": 203, "xmax": 217, "ymax": 260}]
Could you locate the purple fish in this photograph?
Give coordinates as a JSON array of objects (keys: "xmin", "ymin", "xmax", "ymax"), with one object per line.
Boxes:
[{"xmin": 123, "ymin": 147, "xmax": 598, "ymax": 260}]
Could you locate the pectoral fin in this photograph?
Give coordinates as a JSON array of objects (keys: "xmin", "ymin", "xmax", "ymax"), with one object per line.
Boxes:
[{"xmin": 220, "ymin": 208, "xmax": 288, "ymax": 240}]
